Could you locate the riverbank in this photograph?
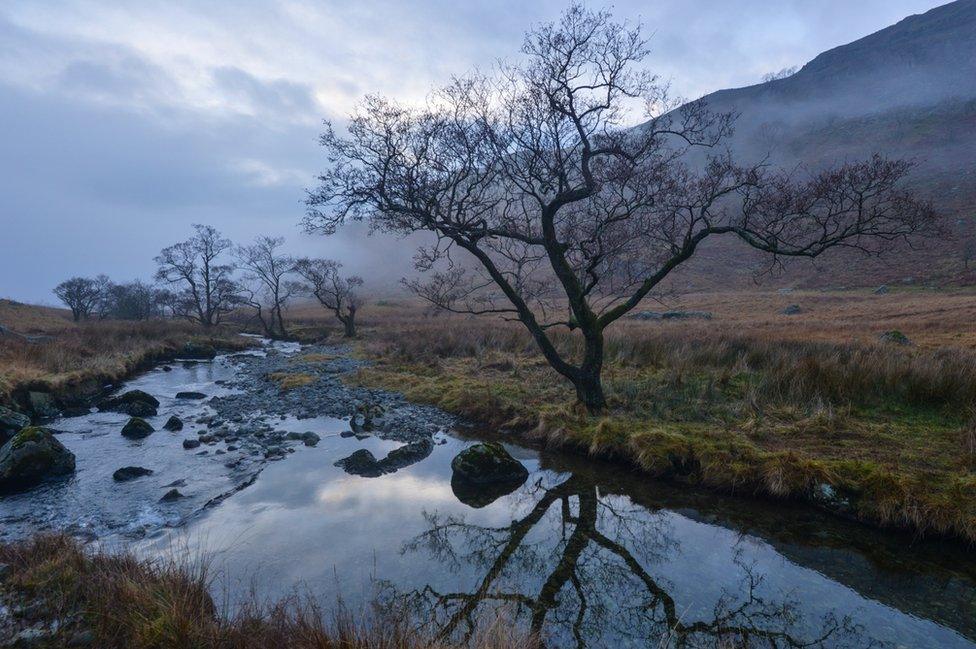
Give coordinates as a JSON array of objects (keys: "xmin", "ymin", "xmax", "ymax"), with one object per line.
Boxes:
[
  {"xmin": 0, "ymin": 534, "xmax": 535, "ymax": 648},
  {"xmin": 351, "ymin": 315, "xmax": 976, "ymax": 544},
  {"xmin": 0, "ymin": 302, "xmax": 254, "ymax": 416}
]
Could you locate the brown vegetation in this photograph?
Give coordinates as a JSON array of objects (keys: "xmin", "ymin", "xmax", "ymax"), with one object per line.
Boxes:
[
  {"xmin": 0, "ymin": 301, "xmax": 251, "ymax": 407},
  {"xmin": 0, "ymin": 535, "xmax": 536, "ymax": 649}
]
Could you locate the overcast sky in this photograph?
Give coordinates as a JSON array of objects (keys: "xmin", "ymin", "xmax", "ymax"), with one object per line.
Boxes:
[{"xmin": 0, "ymin": 0, "xmax": 948, "ymax": 304}]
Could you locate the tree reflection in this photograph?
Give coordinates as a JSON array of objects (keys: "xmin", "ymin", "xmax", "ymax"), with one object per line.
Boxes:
[{"xmin": 386, "ymin": 474, "xmax": 878, "ymax": 648}]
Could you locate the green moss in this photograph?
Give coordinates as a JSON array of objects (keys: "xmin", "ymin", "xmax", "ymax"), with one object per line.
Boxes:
[{"xmin": 10, "ymin": 426, "xmax": 47, "ymax": 449}]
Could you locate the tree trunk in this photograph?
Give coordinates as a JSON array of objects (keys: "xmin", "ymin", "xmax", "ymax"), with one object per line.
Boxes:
[
  {"xmin": 573, "ymin": 328, "xmax": 607, "ymax": 413},
  {"xmin": 342, "ymin": 314, "xmax": 356, "ymax": 337}
]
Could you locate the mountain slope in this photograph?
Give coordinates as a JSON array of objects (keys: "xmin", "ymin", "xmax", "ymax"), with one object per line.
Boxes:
[{"xmin": 665, "ymin": 0, "xmax": 976, "ymax": 289}]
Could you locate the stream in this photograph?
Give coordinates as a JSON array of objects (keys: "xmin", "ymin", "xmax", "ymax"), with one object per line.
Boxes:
[{"xmin": 1, "ymin": 338, "xmax": 975, "ymax": 648}]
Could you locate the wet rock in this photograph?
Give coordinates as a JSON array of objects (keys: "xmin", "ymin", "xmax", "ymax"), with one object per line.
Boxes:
[
  {"xmin": 0, "ymin": 427, "xmax": 76, "ymax": 492},
  {"xmin": 451, "ymin": 443, "xmax": 528, "ymax": 486},
  {"xmin": 302, "ymin": 432, "xmax": 321, "ymax": 447},
  {"xmin": 180, "ymin": 342, "xmax": 217, "ymax": 359},
  {"xmin": 27, "ymin": 391, "xmax": 59, "ymax": 418},
  {"xmin": 198, "ymin": 434, "xmax": 215, "ymax": 444},
  {"xmin": 781, "ymin": 304, "xmax": 802, "ymax": 315},
  {"xmin": 121, "ymin": 417, "xmax": 153, "ymax": 439},
  {"xmin": 175, "ymin": 391, "xmax": 207, "ymax": 400},
  {"xmin": 161, "ymin": 365, "xmax": 173, "ymax": 372},
  {"xmin": 182, "ymin": 438, "xmax": 201, "ymax": 449},
  {"xmin": 163, "ymin": 416, "xmax": 184, "ymax": 431},
  {"xmin": 334, "ymin": 439, "xmax": 434, "ymax": 477},
  {"xmin": 339, "ymin": 430, "xmax": 356, "ymax": 438},
  {"xmin": 879, "ymin": 330, "xmax": 912, "ymax": 346},
  {"xmin": 285, "ymin": 432, "xmax": 304, "ymax": 441},
  {"xmin": 0, "ymin": 406, "xmax": 30, "ymax": 447},
  {"xmin": 112, "ymin": 466, "xmax": 153, "ymax": 482},
  {"xmin": 159, "ymin": 488, "xmax": 184, "ymax": 501},
  {"xmin": 98, "ymin": 390, "xmax": 159, "ymax": 417},
  {"xmin": 163, "ymin": 479, "xmax": 186, "ymax": 487}
]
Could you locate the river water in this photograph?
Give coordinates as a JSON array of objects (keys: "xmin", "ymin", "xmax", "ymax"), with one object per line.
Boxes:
[{"xmin": 1, "ymin": 339, "xmax": 974, "ymax": 648}]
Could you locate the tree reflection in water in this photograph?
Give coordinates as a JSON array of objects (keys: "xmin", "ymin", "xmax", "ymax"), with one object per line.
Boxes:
[{"xmin": 383, "ymin": 474, "xmax": 878, "ymax": 648}]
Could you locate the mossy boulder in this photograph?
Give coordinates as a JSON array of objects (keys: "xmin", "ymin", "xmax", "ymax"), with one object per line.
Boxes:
[
  {"xmin": 450, "ymin": 443, "xmax": 528, "ymax": 508},
  {"xmin": 0, "ymin": 427, "xmax": 75, "ymax": 492},
  {"xmin": 99, "ymin": 390, "xmax": 159, "ymax": 417},
  {"xmin": 121, "ymin": 417, "xmax": 154, "ymax": 439},
  {"xmin": 0, "ymin": 406, "xmax": 31, "ymax": 447},
  {"xmin": 163, "ymin": 416, "xmax": 184, "ymax": 431}
]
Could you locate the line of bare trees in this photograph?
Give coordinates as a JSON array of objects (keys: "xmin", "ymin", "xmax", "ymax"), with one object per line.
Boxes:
[{"xmin": 53, "ymin": 224, "xmax": 363, "ymax": 337}]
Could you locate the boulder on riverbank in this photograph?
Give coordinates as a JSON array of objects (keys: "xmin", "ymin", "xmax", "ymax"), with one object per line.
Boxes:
[
  {"xmin": 98, "ymin": 390, "xmax": 159, "ymax": 417},
  {"xmin": 27, "ymin": 392, "xmax": 60, "ymax": 418},
  {"xmin": 450, "ymin": 443, "xmax": 528, "ymax": 508},
  {"xmin": 179, "ymin": 342, "xmax": 217, "ymax": 360},
  {"xmin": 0, "ymin": 406, "xmax": 30, "ymax": 447},
  {"xmin": 112, "ymin": 466, "xmax": 153, "ymax": 482},
  {"xmin": 0, "ymin": 427, "xmax": 76, "ymax": 492},
  {"xmin": 121, "ymin": 417, "xmax": 154, "ymax": 439}
]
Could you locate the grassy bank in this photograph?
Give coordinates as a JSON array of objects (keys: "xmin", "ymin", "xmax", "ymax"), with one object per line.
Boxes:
[
  {"xmin": 352, "ymin": 315, "xmax": 976, "ymax": 543},
  {"xmin": 0, "ymin": 301, "xmax": 253, "ymax": 410},
  {"xmin": 0, "ymin": 535, "xmax": 535, "ymax": 648}
]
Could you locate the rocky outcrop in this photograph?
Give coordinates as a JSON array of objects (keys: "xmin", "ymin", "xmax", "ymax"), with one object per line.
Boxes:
[
  {"xmin": 120, "ymin": 418, "xmax": 154, "ymax": 439},
  {"xmin": 0, "ymin": 427, "xmax": 75, "ymax": 492}
]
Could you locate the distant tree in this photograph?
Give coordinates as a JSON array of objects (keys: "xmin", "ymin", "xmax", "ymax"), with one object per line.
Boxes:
[
  {"xmin": 99, "ymin": 280, "xmax": 167, "ymax": 320},
  {"xmin": 761, "ymin": 65, "xmax": 798, "ymax": 83},
  {"xmin": 963, "ymin": 238, "xmax": 976, "ymax": 271},
  {"xmin": 235, "ymin": 236, "xmax": 296, "ymax": 337},
  {"xmin": 154, "ymin": 225, "xmax": 240, "ymax": 327},
  {"xmin": 307, "ymin": 4, "xmax": 940, "ymax": 412},
  {"xmin": 293, "ymin": 258, "xmax": 362, "ymax": 337},
  {"xmin": 53, "ymin": 275, "xmax": 109, "ymax": 322}
]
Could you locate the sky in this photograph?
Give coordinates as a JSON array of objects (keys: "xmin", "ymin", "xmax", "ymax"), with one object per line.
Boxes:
[{"xmin": 0, "ymin": 0, "xmax": 949, "ymax": 304}]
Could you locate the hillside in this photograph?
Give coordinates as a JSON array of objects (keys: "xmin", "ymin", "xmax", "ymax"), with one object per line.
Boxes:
[{"xmin": 664, "ymin": 0, "xmax": 976, "ymax": 289}]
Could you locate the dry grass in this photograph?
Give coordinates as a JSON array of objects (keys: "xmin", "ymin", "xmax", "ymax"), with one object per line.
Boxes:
[
  {"xmin": 268, "ymin": 372, "xmax": 317, "ymax": 390},
  {"xmin": 0, "ymin": 306, "xmax": 252, "ymax": 406},
  {"xmin": 0, "ymin": 534, "xmax": 538, "ymax": 649}
]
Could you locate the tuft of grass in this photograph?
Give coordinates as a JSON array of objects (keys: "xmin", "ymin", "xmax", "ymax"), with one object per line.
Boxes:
[
  {"xmin": 268, "ymin": 372, "xmax": 316, "ymax": 390},
  {"xmin": 0, "ymin": 534, "xmax": 539, "ymax": 649}
]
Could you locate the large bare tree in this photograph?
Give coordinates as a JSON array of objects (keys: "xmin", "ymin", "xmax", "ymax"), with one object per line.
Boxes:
[
  {"xmin": 154, "ymin": 224, "xmax": 240, "ymax": 327},
  {"xmin": 293, "ymin": 258, "xmax": 363, "ymax": 337},
  {"xmin": 307, "ymin": 5, "xmax": 939, "ymax": 412},
  {"xmin": 235, "ymin": 236, "xmax": 296, "ymax": 338},
  {"xmin": 53, "ymin": 275, "xmax": 109, "ymax": 322}
]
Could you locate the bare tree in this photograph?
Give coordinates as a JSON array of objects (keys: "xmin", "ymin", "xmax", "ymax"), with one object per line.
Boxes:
[
  {"xmin": 98, "ymin": 280, "xmax": 168, "ymax": 320},
  {"xmin": 154, "ymin": 225, "xmax": 240, "ymax": 327},
  {"xmin": 53, "ymin": 275, "xmax": 109, "ymax": 322},
  {"xmin": 293, "ymin": 258, "xmax": 362, "ymax": 337},
  {"xmin": 235, "ymin": 236, "xmax": 295, "ymax": 338},
  {"xmin": 307, "ymin": 5, "xmax": 939, "ymax": 412}
]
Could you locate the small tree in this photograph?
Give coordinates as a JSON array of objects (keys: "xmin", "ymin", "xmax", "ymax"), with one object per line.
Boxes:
[
  {"xmin": 154, "ymin": 225, "xmax": 240, "ymax": 327},
  {"xmin": 293, "ymin": 258, "xmax": 362, "ymax": 337},
  {"xmin": 99, "ymin": 281, "xmax": 167, "ymax": 320},
  {"xmin": 53, "ymin": 275, "xmax": 109, "ymax": 322},
  {"xmin": 307, "ymin": 4, "xmax": 939, "ymax": 412},
  {"xmin": 235, "ymin": 236, "xmax": 295, "ymax": 337}
]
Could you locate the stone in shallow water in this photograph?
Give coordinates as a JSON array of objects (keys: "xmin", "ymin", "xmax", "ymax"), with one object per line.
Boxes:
[
  {"xmin": 182, "ymin": 438, "xmax": 201, "ymax": 450},
  {"xmin": 113, "ymin": 466, "xmax": 153, "ymax": 482},
  {"xmin": 159, "ymin": 488, "xmax": 184, "ymax": 502},
  {"xmin": 0, "ymin": 427, "xmax": 76, "ymax": 492},
  {"xmin": 175, "ymin": 391, "xmax": 207, "ymax": 400},
  {"xmin": 0, "ymin": 406, "xmax": 30, "ymax": 447},
  {"xmin": 450, "ymin": 442, "xmax": 528, "ymax": 485},
  {"xmin": 163, "ymin": 416, "xmax": 184, "ymax": 432},
  {"xmin": 121, "ymin": 417, "xmax": 154, "ymax": 439}
]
